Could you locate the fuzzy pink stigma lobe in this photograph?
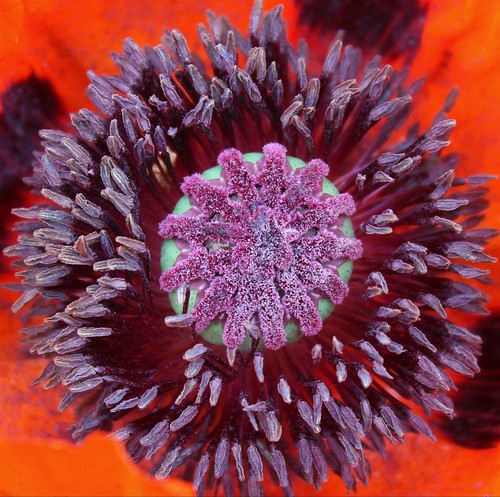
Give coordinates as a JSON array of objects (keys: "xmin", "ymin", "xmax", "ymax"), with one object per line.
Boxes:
[{"xmin": 159, "ymin": 143, "xmax": 362, "ymax": 350}]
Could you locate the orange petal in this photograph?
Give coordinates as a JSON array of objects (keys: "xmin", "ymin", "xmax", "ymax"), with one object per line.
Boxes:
[
  {"xmin": 410, "ymin": 0, "xmax": 500, "ymax": 293},
  {"xmin": 0, "ymin": 0, "xmax": 267, "ymax": 112},
  {"xmin": 286, "ymin": 436, "xmax": 500, "ymax": 497},
  {"xmin": 0, "ymin": 433, "xmax": 194, "ymax": 497}
]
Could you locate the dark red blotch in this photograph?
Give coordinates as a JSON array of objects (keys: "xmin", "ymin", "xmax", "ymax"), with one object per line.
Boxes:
[
  {"xmin": 0, "ymin": 74, "xmax": 62, "ymax": 251},
  {"xmin": 439, "ymin": 314, "xmax": 500, "ymax": 449},
  {"xmin": 295, "ymin": 0, "xmax": 427, "ymax": 59}
]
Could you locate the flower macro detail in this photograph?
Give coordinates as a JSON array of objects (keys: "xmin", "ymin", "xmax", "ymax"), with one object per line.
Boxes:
[
  {"xmin": 160, "ymin": 143, "xmax": 362, "ymax": 350},
  {"xmin": 4, "ymin": 1, "xmax": 496, "ymax": 496}
]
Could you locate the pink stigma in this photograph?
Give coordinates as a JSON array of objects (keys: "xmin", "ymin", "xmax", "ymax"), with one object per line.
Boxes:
[{"xmin": 159, "ymin": 143, "xmax": 362, "ymax": 350}]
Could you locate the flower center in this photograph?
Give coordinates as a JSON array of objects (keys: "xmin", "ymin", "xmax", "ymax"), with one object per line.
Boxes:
[{"xmin": 159, "ymin": 143, "xmax": 362, "ymax": 350}]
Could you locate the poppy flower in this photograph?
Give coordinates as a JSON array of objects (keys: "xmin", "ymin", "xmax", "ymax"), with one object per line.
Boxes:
[{"xmin": 0, "ymin": 1, "xmax": 499, "ymax": 496}]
